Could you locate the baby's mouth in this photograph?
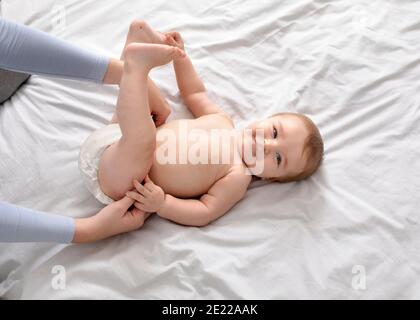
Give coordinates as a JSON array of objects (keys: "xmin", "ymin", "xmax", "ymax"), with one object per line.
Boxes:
[
  {"xmin": 242, "ymin": 128, "xmax": 257, "ymax": 163},
  {"xmin": 241, "ymin": 127, "xmax": 261, "ymax": 166},
  {"xmin": 251, "ymin": 132, "xmax": 256, "ymax": 158}
]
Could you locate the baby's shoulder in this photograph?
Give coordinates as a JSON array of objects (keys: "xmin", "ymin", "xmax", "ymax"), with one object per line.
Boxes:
[
  {"xmin": 223, "ymin": 165, "xmax": 252, "ymax": 187},
  {"xmin": 209, "ymin": 165, "xmax": 251, "ymax": 203}
]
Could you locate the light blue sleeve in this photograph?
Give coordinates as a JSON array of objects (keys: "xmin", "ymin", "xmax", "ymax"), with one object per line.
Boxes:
[
  {"xmin": 0, "ymin": 201, "xmax": 75, "ymax": 243},
  {"xmin": 0, "ymin": 17, "xmax": 109, "ymax": 83}
]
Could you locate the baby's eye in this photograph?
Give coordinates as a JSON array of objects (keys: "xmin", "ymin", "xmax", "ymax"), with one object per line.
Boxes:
[
  {"xmin": 275, "ymin": 152, "xmax": 282, "ymax": 166},
  {"xmin": 273, "ymin": 126, "xmax": 278, "ymax": 139}
]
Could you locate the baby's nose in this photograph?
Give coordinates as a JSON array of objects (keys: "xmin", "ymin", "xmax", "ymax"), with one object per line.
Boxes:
[
  {"xmin": 264, "ymin": 138, "xmax": 277, "ymax": 155},
  {"xmin": 264, "ymin": 139, "xmax": 270, "ymax": 155}
]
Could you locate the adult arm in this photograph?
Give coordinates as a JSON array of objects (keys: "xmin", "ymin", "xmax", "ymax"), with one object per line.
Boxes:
[
  {"xmin": 0, "ymin": 197, "xmax": 145, "ymax": 243},
  {"xmin": 0, "ymin": 201, "xmax": 74, "ymax": 243},
  {"xmin": 0, "ymin": 18, "xmax": 172, "ymax": 122},
  {"xmin": 0, "ymin": 17, "xmax": 109, "ymax": 83}
]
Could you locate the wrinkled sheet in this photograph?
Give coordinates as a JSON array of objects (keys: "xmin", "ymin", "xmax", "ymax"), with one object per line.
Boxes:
[{"xmin": 1, "ymin": 0, "xmax": 419, "ymax": 299}]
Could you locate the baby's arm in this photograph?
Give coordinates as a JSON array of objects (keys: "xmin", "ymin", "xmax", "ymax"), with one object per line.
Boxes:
[
  {"xmin": 161, "ymin": 171, "xmax": 250, "ymax": 226},
  {"xmin": 128, "ymin": 170, "xmax": 251, "ymax": 226},
  {"xmin": 167, "ymin": 32, "xmax": 228, "ymax": 119}
]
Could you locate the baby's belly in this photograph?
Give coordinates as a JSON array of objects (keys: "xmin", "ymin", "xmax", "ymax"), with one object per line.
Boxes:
[
  {"xmin": 147, "ymin": 115, "xmax": 236, "ymax": 198},
  {"xmin": 148, "ymin": 162, "xmax": 230, "ymax": 198}
]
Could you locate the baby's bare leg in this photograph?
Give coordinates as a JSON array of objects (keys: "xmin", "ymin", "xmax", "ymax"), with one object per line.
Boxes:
[
  {"xmin": 111, "ymin": 20, "xmax": 170, "ymax": 124},
  {"xmin": 99, "ymin": 44, "xmax": 185, "ymax": 200}
]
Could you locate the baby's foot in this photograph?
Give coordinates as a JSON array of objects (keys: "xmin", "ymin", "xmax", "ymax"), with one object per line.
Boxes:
[
  {"xmin": 127, "ymin": 20, "xmax": 166, "ymax": 45},
  {"xmin": 124, "ymin": 43, "xmax": 185, "ymax": 71}
]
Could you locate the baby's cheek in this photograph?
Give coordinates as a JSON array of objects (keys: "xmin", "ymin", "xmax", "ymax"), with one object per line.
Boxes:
[{"xmin": 261, "ymin": 158, "xmax": 272, "ymax": 176}]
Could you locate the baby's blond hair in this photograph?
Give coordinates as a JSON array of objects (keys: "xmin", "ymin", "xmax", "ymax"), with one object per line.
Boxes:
[{"xmin": 271, "ymin": 112, "xmax": 324, "ymax": 182}]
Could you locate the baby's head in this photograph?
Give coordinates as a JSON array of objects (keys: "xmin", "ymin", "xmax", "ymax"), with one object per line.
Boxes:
[{"xmin": 242, "ymin": 112, "xmax": 324, "ymax": 182}]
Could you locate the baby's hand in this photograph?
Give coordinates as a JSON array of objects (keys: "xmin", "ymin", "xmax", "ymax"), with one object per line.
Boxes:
[
  {"xmin": 126, "ymin": 175, "xmax": 165, "ymax": 213},
  {"xmin": 164, "ymin": 31, "xmax": 185, "ymax": 51}
]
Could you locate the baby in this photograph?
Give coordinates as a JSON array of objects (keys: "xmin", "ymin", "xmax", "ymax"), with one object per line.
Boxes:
[{"xmin": 79, "ymin": 21, "xmax": 324, "ymax": 227}]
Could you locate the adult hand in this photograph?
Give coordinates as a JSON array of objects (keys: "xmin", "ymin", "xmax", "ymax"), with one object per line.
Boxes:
[{"xmin": 73, "ymin": 196, "xmax": 146, "ymax": 243}]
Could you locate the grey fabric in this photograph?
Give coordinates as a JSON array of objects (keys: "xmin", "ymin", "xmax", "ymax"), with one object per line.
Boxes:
[{"xmin": 0, "ymin": 68, "xmax": 30, "ymax": 103}]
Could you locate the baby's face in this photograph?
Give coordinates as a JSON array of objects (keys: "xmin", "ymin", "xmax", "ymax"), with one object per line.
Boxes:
[{"xmin": 242, "ymin": 114, "xmax": 309, "ymax": 179}]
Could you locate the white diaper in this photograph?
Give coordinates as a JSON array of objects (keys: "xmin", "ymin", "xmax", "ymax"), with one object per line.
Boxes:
[{"xmin": 78, "ymin": 123, "xmax": 122, "ymax": 205}]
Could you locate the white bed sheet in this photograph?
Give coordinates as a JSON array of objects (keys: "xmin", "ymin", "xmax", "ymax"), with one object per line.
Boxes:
[{"xmin": 1, "ymin": 0, "xmax": 419, "ymax": 299}]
